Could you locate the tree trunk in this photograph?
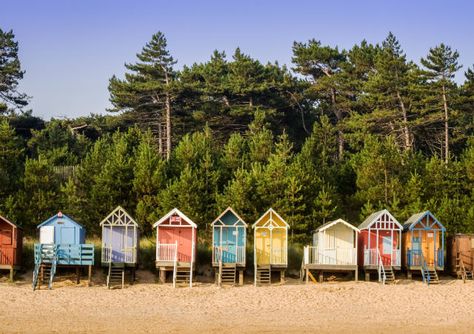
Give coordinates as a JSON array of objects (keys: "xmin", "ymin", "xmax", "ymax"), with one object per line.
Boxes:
[
  {"xmin": 164, "ymin": 72, "xmax": 172, "ymax": 160},
  {"xmin": 396, "ymin": 90, "xmax": 411, "ymax": 151},
  {"xmin": 441, "ymin": 84, "xmax": 449, "ymax": 164},
  {"xmin": 331, "ymin": 88, "xmax": 344, "ymax": 159}
]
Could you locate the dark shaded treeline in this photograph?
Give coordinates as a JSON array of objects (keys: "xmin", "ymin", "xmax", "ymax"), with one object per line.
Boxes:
[{"xmin": 0, "ymin": 29, "xmax": 473, "ymax": 242}]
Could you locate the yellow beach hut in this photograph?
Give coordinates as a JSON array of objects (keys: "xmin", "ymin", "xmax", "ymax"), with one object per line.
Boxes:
[{"xmin": 252, "ymin": 208, "xmax": 289, "ymax": 286}]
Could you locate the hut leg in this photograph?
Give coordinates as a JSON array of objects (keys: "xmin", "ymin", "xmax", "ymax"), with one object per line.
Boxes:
[
  {"xmin": 9, "ymin": 267, "xmax": 14, "ymax": 282},
  {"xmin": 319, "ymin": 271, "xmax": 324, "ymax": 283},
  {"xmin": 159, "ymin": 268, "xmax": 166, "ymax": 284},
  {"xmin": 280, "ymin": 270, "xmax": 285, "ymax": 284},
  {"xmin": 407, "ymin": 270, "xmax": 412, "ymax": 280},
  {"xmin": 76, "ymin": 267, "xmax": 81, "ymax": 284},
  {"xmin": 239, "ymin": 270, "xmax": 244, "ymax": 286},
  {"xmin": 88, "ymin": 265, "xmax": 92, "ymax": 286},
  {"xmin": 355, "ymin": 268, "xmax": 358, "ymax": 282},
  {"xmin": 40, "ymin": 265, "xmax": 44, "ymax": 289},
  {"xmin": 305, "ymin": 268, "xmax": 309, "ymax": 284},
  {"xmin": 365, "ymin": 271, "xmax": 370, "ymax": 282}
]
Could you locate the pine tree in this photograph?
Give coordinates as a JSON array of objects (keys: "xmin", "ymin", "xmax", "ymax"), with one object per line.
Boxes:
[
  {"xmin": 0, "ymin": 120, "xmax": 23, "ymax": 204},
  {"xmin": 0, "ymin": 29, "xmax": 28, "ymax": 112},
  {"xmin": 421, "ymin": 44, "xmax": 461, "ymax": 163},
  {"xmin": 109, "ymin": 32, "xmax": 177, "ymax": 159}
]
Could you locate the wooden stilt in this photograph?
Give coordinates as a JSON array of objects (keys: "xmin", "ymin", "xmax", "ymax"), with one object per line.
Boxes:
[
  {"xmin": 9, "ymin": 267, "xmax": 14, "ymax": 282},
  {"xmin": 88, "ymin": 265, "xmax": 92, "ymax": 286},
  {"xmin": 319, "ymin": 271, "xmax": 324, "ymax": 283},
  {"xmin": 407, "ymin": 270, "xmax": 412, "ymax": 280},
  {"xmin": 365, "ymin": 271, "xmax": 370, "ymax": 281},
  {"xmin": 76, "ymin": 267, "xmax": 80, "ymax": 284},
  {"xmin": 305, "ymin": 268, "xmax": 309, "ymax": 284},
  {"xmin": 355, "ymin": 268, "xmax": 358, "ymax": 282},
  {"xmin": 238, "ymin": 270, "xmax": 244, "ymax": 286},
  {"xmin": 159, "ymin": 268, "xmax": 166, "ymax": 284},
  {"xmin": 280, "ymin": 270, "xmax": 285, "ymax": 283}
]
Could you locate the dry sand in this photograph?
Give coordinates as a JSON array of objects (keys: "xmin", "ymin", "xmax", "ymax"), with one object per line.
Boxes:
[{"xmin": 0, "ymin": 271, "xmax": 473, "ymax": 333}]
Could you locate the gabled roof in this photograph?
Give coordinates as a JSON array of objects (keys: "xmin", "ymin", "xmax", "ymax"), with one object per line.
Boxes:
[
  {"xmin": 37, "ymin": 211, "xmax": 83, "ymax": 229},
  {"xmin": 358, "ymin": 209, "xmax": 402, "ymax": 230},
  {"xmin": 252, "ymin": 208, "xmax": 289, "ymax": 229},
  {"xmin": 315, "ymin": 218, "xmax": 360, "ymax": 233},
  {"xmin": 403, "ymin": 211, "xmax": 445, "ymax": 231},
  {"xmin": 100, "ymin": 206, "xmax": 138, "ymax": 227},
  {"xmin": 153, "ymin": 208, "xmax": 197, "ymax": 228},
  {"xmin": 0, "ymin": 215, "xmax": 22, "ymax": 229},
  {"xmin": 211, "ymin": 207, "xmax": 247, "ymax": 227}
]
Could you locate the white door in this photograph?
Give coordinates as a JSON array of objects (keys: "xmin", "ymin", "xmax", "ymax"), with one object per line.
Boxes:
[{"xmin": 40, "ymin": 226, "xmax": 55, "ymax": 244}]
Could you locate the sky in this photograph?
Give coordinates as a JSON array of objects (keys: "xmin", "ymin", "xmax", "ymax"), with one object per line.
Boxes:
[{"xmin": 1, "ymin": 0, "xmax": 473, "ymax": 119}]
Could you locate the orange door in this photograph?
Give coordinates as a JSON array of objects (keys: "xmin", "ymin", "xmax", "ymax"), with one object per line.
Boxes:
[{"xmin": 425, "ymin": 231, "xmax": 434, "ymax": 266}]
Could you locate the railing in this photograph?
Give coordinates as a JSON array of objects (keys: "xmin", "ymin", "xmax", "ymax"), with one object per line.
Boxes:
[
  {"xmin": 304, "ymin": 246, "xmax": 357, "ymax": 266},
  {"xmin": 271, "ymin": 247, "xmax": 287, "ymax": 265},
  {"xmin": 34, "ymin": 243, "xmax": 94, "ymax": 266},
  {"xmin": 364, "ymin": 249, "xmax": 400, "ymax": 267},
  {"xmin": 407, "ymin": 249, "xmax": 443, "ymax": 268},
  {"xmin": 102, "ymin": 245, "xmax": 137, "ymax": 264},
  {"xmin": 0, "ymin": 249, "xmax": 12, "ymax": 265},
  {"xmin": 213, "ymin": 245, "xmax": 245, "ymax": 265},
  {"xmin": 377, "ymin": 249, "xmax": 386, "ymax": 285},
  {"xmin": 156, "ymin": 243, "xmax": 178, "ymax": 262}
]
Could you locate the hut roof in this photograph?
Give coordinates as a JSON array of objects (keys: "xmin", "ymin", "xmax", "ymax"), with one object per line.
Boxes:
[
  {"xmin": 358, "ymin": 209, "xmax": 402, "ymax": 230},
  {"xmin": 153, "ymin": 208, "xmax": 197, "ymax": 228},
  {"xmin": 100, "ymin": 206, "xmax": 138, "ymax": 227},
  {"xmin": 37, "ymin": 211, "xmax": 82, "ymax": 229},
  {"xmin": 315, "ymin": 218, "xmax": 359, "ymax": 233},
  {"xmin": 252, "ymin": 208, "xmax": 289, "ymax": 229},
  {"xmin": 403, "ymin": 211, "xmax": 445, "ymax": 231},
  {"xmin": 0, "ymin": 215, "xmax": 22, "ymax": 229},
  {"xmin": 211, "ymin": 207, "xmax": 247, "ymax": 227}
]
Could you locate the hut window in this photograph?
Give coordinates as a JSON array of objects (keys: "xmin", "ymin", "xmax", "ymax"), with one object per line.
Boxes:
[{"xmin": 325, "ymin": 230, "xmax": 336, "ymax": 249}]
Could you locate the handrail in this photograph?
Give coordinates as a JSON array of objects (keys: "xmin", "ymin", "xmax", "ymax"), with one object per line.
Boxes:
[
  {"xmin": 304, "ymin": 246, "xmax": 357, "ymax": 266},
  {"xmin": 48, "ymin": 245, "xmax": 58, "ymax": 289},
  {"xmin": 421, "ymin": 254, "xmax": 429, "ymax": 285},
  {"xmin": 172, "ymin": 241, "xmax": 178, "ymax": 288},
  {"xmin": 377, "ymin": 249, "xmax": 386, "ymax": 285}
]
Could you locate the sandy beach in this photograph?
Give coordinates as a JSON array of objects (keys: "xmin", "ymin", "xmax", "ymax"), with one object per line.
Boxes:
[{"xmin": 0, "ymin": 271, "xmax": 473, "ymax": 334}]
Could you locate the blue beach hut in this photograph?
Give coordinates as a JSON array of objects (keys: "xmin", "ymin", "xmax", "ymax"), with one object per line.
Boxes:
[
  {"xmin": 32, "ymin": 211, "xmax": 94, "ymax": 290},
  {"xmin": 100, "ymin": 206, "xmax": 139, "ymax": 288},
  {"xmin": 211, "ymin": 207, "xmax": 247, "ymax": 285}
]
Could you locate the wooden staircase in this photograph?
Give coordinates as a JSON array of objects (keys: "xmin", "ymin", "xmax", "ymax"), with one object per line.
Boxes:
[
  {"xmin": 256, "ymin": 265, "xmax": 271, "ymax": 286},
  {"xmin": 421, "ymin": 266, "xmax": 439, "ymax": 285},
  {"xmin": 456, "ymin": 255, "xmax": 473, "ymax": 283},
  {"xmin": 174, "ymin": 266, "xmax": 192, "ymax": 287},
  {"xmin": 384, "ymin": 266, "xmax": 396, "ymax": 284},
  {"xmin": 32, "ymin": 245, "xmax": 58, "ymax": 291},
  {"xmin": 217, "ymin": 263, "xmax": 237, "ymax": 286},
  {"xmin": 107, "ymin": 264, "xmax": 125, "ymax": 289}
]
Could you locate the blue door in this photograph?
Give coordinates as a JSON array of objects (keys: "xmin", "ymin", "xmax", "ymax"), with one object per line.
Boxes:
[{"xmin": 59, "ymin": 227, "xmax": 75, "ymax": 244}]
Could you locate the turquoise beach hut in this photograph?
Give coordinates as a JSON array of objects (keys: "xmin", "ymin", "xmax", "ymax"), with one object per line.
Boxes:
[{"xmin": 211, "ymin": 207, "xmax": 247, "ymax": 286}]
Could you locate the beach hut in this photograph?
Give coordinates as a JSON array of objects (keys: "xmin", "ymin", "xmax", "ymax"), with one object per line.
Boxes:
[
  {"xmin": 358, "ymin": 209, "xmax": 403, "ymax": 283},
  {"xmin": 0, "ymin": 215, "xmax": 22, "ymax": 281},
  {"xmin": 100, "ymin": 206, "xmax": 139, "ymax": 288},
  {"xmin": 447, "ymin": 234, "xmax": 474, "ymax": 281},
  {"xmin": 211, "ymin": 207, "xmax": 247, "ymax": 286},
  {"xmin": 252, "ymin": 208, "xmax": 289, "ymax": 286},
  {"xmin": 302, "ymin": 219, "xmax": 359, "ymax": 283},
  {"xmin": 402, "ymin": 211, "xmax": 445, "ymax": 284},
  {"xmin": 153, "ymin": 208, "xmax": 197, "ymax": 287},
  {"xmin": 32, "ymin": 212, "xmax": 94, "ymax": 290}
]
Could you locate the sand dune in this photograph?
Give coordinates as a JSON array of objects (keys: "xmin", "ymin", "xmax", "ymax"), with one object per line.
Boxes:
[{"xmin": 0, "ymin": 272, "xmax": 473, "ymax": 333}]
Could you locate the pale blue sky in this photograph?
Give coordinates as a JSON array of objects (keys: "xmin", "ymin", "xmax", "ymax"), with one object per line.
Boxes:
[{"xmin": 1, "ymin": 0, "xmax": 473, "ymax": 119}]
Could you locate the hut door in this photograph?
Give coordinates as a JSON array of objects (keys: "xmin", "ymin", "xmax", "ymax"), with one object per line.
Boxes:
[
  {"xmin": 256, "ymin": 229, "xmax": 271, "ymax": 265},
  {"xmin": 425, "ymin": 231, "xmax": 434, "ymax": 266},
  {"xmin": 177, "ymin": 228, "xmax": 192, "ymax": 262},
  {"xmin": 40, "ymin": 226, "xmax": 55, "ymax": 244}
]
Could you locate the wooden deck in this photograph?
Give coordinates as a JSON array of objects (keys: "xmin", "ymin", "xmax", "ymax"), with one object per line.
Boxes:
[
  {"xmin": 364, "ymin": 265, "xmax": 401, "ymax": 271},
  {"xmin": 155, "ymin": 261, "xmax": 192, "ymax": 269}
]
